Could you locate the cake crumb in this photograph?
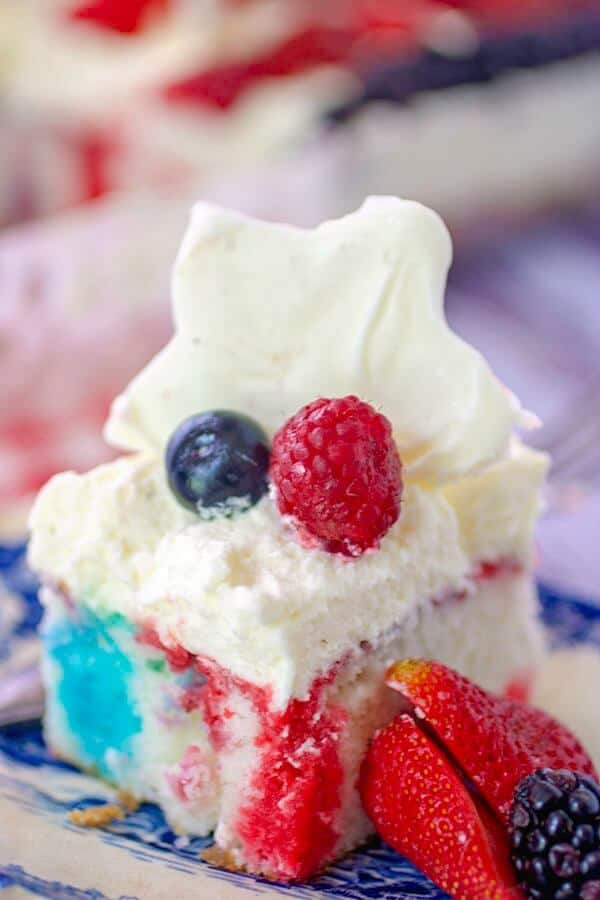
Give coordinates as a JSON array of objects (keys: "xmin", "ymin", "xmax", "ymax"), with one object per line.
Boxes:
[
  {"xmin": 202, "ymin": 846, "xmax": 245, "ymax": 872},
  {"xmin": 117, "ymin": 789, "xmax": 140, "ymax": 813},
  {"xmin": 69, "ymin": 803, "xmax": 124, "ymax": 828}
]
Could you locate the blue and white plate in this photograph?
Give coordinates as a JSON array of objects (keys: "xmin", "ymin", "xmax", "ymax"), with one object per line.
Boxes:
[{"xmin": 1, "ymin": 542, "xmax": 598, "ymax": 900}]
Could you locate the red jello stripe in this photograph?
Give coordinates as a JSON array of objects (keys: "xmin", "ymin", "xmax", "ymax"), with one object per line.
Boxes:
[
  {"xmin": 236, "ymin": 684, "xmax": 347, "ymax": 880},
  {"xmin": 474, "ymin": 558, "xmax": 523, "ymax": 580},
  {"xmin": 163, "ymin": 26, "xmax": 358, "ymax": 111},
  {"xmin": 67, "ymin": 0, "xmax": 172, "ymax": 35},
  {"xmin": 135, "ymin": 624, "xmax": 194, "ymax": 672},
  {"xmin": 77, "ymin": 133, "xmax": 116, "ymax": 202},
  {"xmin": 133, "ymin": 558, "xmax": 522, "ymax": 879},
  {"xmin": 193, "ymin": 656, "xmax": 346, "ymax": 880}
]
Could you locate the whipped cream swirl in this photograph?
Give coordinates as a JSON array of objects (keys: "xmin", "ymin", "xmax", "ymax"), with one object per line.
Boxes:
[{"xmin": 105, "ymin": 196, "xmax": 526, "ymax": 483}]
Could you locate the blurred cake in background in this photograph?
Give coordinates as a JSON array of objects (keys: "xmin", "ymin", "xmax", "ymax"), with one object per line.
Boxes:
[
  {"xmin": 0, "ymin": 0, "xmax": 302, "ymax": 226},
  {"xmin": 321, "ymin": 0, "xmax": 600, "ymax": 226},
  {"xmin": 0, "ymin": 192, "xmax": 189, "ymax": 535},
  {"xmin": 3, "ymin": 0, "xmax": 599, "ymax": 228}
]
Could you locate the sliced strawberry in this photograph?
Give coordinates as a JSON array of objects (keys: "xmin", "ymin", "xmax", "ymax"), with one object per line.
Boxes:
[
  {"xmin": 385, "ymin": 660, "xmax": 597, "ymax": 824},
  {"xmin": 67, "ymin": 0, "xmax": 171, "ymax": 34},
  {"xmin": 361, "ymin": 714, "xmax": 521, "ymax": 899}
]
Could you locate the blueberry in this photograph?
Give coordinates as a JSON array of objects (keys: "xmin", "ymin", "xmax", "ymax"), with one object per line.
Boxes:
[
  {"xmin": 582, "ymin": 881, "xmax": 600, "ymax": 900},
  {"xmin": 166, "ymin": 411, "xmax": 270, "ymax": 517}
]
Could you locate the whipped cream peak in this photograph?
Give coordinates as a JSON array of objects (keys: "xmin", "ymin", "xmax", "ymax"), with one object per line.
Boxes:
[{"xmin": 105, "ymin": 196, "xmax": 526, "ymax": 483}]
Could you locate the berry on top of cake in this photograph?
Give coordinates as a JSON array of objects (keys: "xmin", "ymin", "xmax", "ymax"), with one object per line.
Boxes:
[
  {"xmin": 270, "ymin": 395, "xmax": 403, "ymax": 557},
  {"xmin": 29, "ymin": 196, "xmax": 549, "ymax": 881}
]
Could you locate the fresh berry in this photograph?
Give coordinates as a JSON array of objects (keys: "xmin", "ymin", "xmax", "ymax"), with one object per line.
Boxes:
[
  {"xmin": 360, "ymin": 660, "xmax": 597, "ymax": 900},
  {"xmin": 510, "ymin": 769, "xmax": 600, "ymax": 899},
  {"xmin": 270, "ymin": 396, "xmax": 403, "ymax": 557},
  {"xmin": 67, "ymin": 0, "xmax": 170, "ymax": 34},
  {"xmin": 384, "ymin": 660, "xmax": 597, "ymax": 823},
  {"xmin": 361, "ymin": 714, "xmax": 521, "ymax": 899},
  {"xmin": 166, "ymin": 411, "xmax": 270, "ymax": 518}
]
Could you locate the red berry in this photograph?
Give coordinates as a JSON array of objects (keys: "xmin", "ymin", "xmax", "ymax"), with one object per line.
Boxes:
[
  {"xmin": 270, "ymin": 396, "xmax": 402, "ymax": 557},
  {"xmin": 384, "ymin": 660, "xmax": 598, "ymax": 824},
  {"xmin": 361, "ymin": 714, "xmax": 521, "ymax": 899},
  {"xmin": 360, "ymin": 660, "xmax": 598, "ymax": 899}
]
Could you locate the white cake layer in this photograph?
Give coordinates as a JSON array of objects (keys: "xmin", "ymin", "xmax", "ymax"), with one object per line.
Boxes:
[
  {"xmin": 41, "ymin": 571, "xmax": 543, "ymax": 878},
  {"xmin": 320, "ymin": 569, "xmax": 545, "ymax": 868},
  {"xmin": 30, "ymin": 439, "xmax": 547, "ymax": 706}
]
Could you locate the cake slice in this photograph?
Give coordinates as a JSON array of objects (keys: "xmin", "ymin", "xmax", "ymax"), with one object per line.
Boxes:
[{"xmin": 28, "ymin": 196, "xmax": 548, "ymax": 881}]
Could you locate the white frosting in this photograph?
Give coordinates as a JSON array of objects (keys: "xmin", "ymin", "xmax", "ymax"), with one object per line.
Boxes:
[
  {"xmin": 28, "ymin": 196, "xmax": 548, "ymax": 706},
  {"xmin": 106, "ymin": 197, "xmax": 526, "ymax": 484},
  {"xmin": 29, "ymin": 441, "xmax": 547, "ymax": 704}
]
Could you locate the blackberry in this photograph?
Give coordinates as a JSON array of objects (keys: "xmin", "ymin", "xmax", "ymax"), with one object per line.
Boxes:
[
  {"xmin": 509, "ymin": 769, "xmax": 600, "ymax": 899},
  {"xmin": 166, "ymin": 411, "xmax": 270, "ymax": 517}
]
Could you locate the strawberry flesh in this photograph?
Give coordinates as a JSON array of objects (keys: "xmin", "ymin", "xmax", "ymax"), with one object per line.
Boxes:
[
  {"xmin": 385, "ymin": 660, "xmax": 597, "ymax": 823},
  {"xmin": 360, "ymin": 659, "xmax": 598, "ymax": 898},
  {"xmin": 361, "ymin": 714, "xmax": 522, "ymax": 899}
]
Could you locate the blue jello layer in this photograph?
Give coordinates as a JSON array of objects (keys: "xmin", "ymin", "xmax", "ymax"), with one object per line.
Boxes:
[{"xmin": 43, "ymin": 608, "xmax": 142, "ymax": 779}]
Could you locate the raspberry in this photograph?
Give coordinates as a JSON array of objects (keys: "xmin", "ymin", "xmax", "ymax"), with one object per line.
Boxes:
[{"xmin": 270, "ymin": 396, "xmax": 402, "ymax": 557}]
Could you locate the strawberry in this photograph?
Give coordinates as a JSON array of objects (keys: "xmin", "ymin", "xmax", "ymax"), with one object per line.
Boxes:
[
  {"xmin": 384, "ymin": 660, "xmax": 597, "ymax": 823},
  {"xmin": 360, "ymin": 660, "xmax": 598, "ymax": 899},
  {"xmin": 361, "ymin": 714, "xmax": 521, "ymax": 899}
]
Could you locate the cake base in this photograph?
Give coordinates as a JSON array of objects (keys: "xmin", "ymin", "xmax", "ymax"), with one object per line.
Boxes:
[{"xmin": 41, "ymin": 567, "xmax": 543, "ymax": 881}]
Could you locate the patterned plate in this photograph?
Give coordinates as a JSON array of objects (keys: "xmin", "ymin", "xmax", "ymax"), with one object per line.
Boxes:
[{"xmin": 1, "ymin": 543, "xmax": 598, "ymax": 900}]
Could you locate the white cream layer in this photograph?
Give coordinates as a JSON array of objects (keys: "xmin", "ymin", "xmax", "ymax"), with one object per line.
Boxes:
[{"xmin": 29, "ymin": 440, "xmax": 547, "ymax": 705}]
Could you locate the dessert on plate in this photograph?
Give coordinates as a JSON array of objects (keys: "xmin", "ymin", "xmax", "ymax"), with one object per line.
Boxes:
[
  {"xmin": 29, "ymin": 196, "xmax": 550, "ymax": 881},
  {"xmin": 5, "ymin": 0, "xmax": 599, "ymax": 230}
]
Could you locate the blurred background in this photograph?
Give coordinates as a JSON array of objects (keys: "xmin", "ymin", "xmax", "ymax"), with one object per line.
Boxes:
[{"xmin": 1, "ymin": 0, "xmax": 600, "ymax": 600}]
